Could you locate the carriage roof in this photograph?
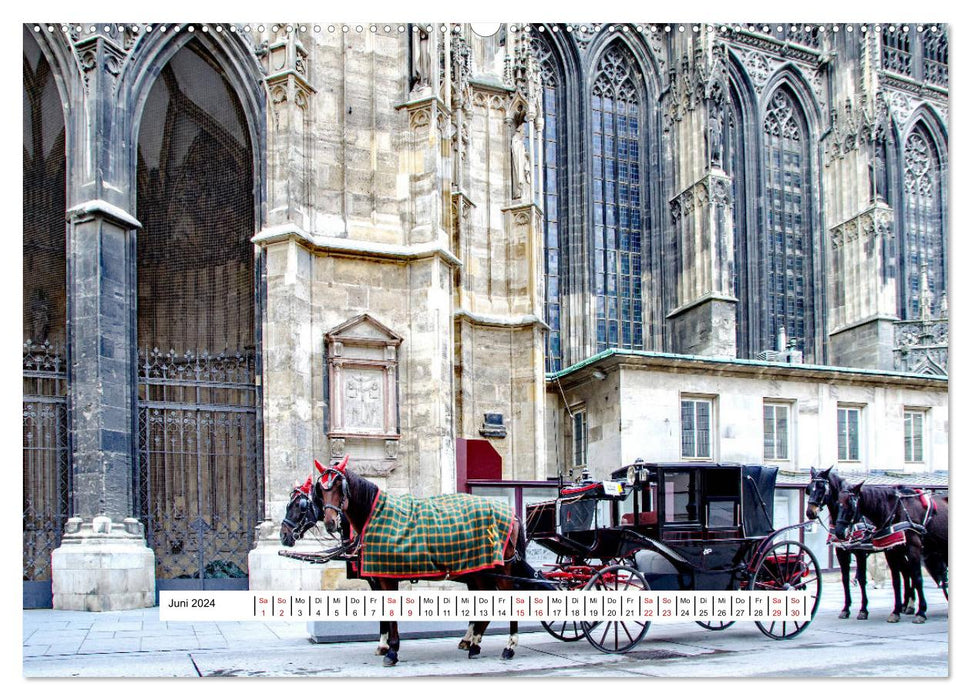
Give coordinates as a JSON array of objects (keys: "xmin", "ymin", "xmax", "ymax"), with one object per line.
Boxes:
[{"xmin": 610, "ymin": 462, "xmax": 779, "ymax": 539}]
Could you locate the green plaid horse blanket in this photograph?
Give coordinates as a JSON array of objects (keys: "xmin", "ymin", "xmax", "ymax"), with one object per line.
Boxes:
[{"xmin": 359, "ymin": 491, "xmax": 515, "ymax": 578}]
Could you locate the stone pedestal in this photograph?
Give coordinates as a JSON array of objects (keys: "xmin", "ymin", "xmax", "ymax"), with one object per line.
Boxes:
[
  {"xmin": 247, "ymin": 520, "xmax": 344, "ymax": 591},
  {"xmin": 668, "ymin": 295, "xmax": 738, "ymax": 358},
  {"xmin": 51, "ymin": 516, "xmax": 155, "ymax": 611},
  {"xmin": 830, "ymin": 316, "xmax": 897, "ymax": 370}
]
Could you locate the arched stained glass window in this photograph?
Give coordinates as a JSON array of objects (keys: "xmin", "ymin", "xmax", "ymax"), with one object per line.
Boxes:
[
  {"xmin": 534, "ymin": 38, "xmax": 565, "ymax": 372},
  {"xmin": 592, "ymin": 45, "xmax": 643, "ymax": 352},
  {"xmin": 762, "ymin": 89, "xmax": 811, "ymax": 352},
  {"xmin": 902, "ymin": 128, "xmax": 945, "ymax": 318}
]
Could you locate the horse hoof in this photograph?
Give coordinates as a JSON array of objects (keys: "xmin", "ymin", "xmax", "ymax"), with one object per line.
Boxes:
[
  {"xmin": 375, "ymin": 646, "xmax": 390, "ymax": 656},
  {"xmin": 887, "ymin": 614, "xmax": 900, "ymax": 623},
  {"xmin": 501, "ymin": 648, "xmax": 515, "ymax": 661},
  {"xmin": 383, "ymin": 650, "xmax": 399, "ymax": 667},
  {"xmin": 904, "ymin": 605, "xmax": 916, "ymax": 615},
  {"xmin": 913, "ymin": 615, "xmax": 926, "ymax": 624},
  {"xmin": 857, "ymin": 611, "xmax": 868, "ymax": 620},
  {"xmin": 457, "ymin": 640, "xmax": 470, "ymax": 651},
  {"xmin": 838, "ymin": 610, "xmax": 850, "ymax": 619},
  {"xmin": 468, "ymin": 644, "xmax": 481, "ymax": 660}
]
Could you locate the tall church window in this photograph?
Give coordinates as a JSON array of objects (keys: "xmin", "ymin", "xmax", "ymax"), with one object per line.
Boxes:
[
  {"xmin": 901, "ymin": 127, "xmax": 945, "ymax": 318},
  {"xmin": 592, "ymin": 45, "xmax": 643, "ymax": 352},
  {"xmin": 535, "ymin": 38, "xmax": 565, "ymax": 372},
  {"xmin": 762, "ymin": 89, "xmax": 812, "ymax": 353}
]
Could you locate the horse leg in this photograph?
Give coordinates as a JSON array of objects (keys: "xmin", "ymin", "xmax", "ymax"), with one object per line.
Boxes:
[
  {"xmin": 501, "ymin": 621, "xmax": 518, "ymax": 661},
  {"xmin": 457, "ymin": 622, "xmax": 475, "ymax": 650},
  {"xmin": 854, "ymin": 552, "xmax": 869, "ymax": 620},
  {"xmin": 375, "ymin": 620, "xmax": 390, "ymax": 656},
  {"xmin": 909, "ymin": 542, "xmax": 928, "ymax": 624},
  {"xmin": 902, "ymin": 559, "xmax": 916, "ymax": 615},
  {"xmin": 836, "ymin": 548, "xmax": 852, "ymax": 619},
  {"xmin": 467, "ymin": 621, "xmax": 489, "ymax": 659},
  {"xmin": 384, "ymin": 621, "xmax": 401, "ymax": 666},
  {"xmin": 885, "ymin": 550, "xmax": 903, "ymax": 623},
  {"xmin": 373, "ymin": 579, "xmax": 401, "ymax": 666}
]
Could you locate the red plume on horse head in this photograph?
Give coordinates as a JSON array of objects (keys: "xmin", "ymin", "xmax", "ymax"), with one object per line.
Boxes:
[{"xmin": 315, "ymin": 454, "xmax": 349, "ymax": 474}]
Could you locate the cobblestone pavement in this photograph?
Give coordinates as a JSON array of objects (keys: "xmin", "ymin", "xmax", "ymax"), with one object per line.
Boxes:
[{"xmin": 21, "ymin": 572, "xmax": 949, "ymax": 679}]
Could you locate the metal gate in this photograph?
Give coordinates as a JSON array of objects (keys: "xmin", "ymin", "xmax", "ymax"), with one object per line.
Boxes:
[
  {"xmin": 23, "ymin": 341, "xmax": 70, "ymax": 606},
  {"xmin": 136, "ymin": 347, "xmax": 262, "ymax": 587}
]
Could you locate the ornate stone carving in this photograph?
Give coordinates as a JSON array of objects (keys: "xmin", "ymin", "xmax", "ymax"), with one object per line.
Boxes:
[
  {"xmin": 329, "ymin": 437, "xmax": 345, "ymax": 458},
  {"xmin": 742, "ymin": 50, "xmax": 773, "ymax": 92},
  {"xmin": 409, "ymin": 107, "xmax": 431, "ymax": 130},
  {"xmin": 894, "ymin": 318, "xmax": 948, "ymax": 375},
  {"xmin": 644, "ymin": 26, "xmax": 667, "ymax": 74},
  {"xmin": 325, "ymin": 314, "xmax": 402, "ymax": 440}
]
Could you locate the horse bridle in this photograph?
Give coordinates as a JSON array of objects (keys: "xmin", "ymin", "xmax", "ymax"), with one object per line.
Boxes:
[
  {"xmin": 283, "ymin": 488, "xmax": 322, "ymax": 539},
  {"xmin": 806, "ymin": 476, "xmax": 831, "ymax": 511},
  {"xmin": 834, "ymin": 489, "xmax": 861, "ymax": 535},
  {"xmin": 318, "ymin": 467, "xmax": 350, "ymax": 519}
]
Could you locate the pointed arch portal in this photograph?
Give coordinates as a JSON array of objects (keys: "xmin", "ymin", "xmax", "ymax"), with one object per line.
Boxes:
[{"xmin": 134, "ymin": 39, "xmax": 263, "ymax": 586}]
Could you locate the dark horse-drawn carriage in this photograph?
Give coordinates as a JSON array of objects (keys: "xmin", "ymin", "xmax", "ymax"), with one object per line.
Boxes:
[
  {"xmin": 523, "ymin": 461, "xmax": 821, "ymax": 652},
  {"xmin": 280, "ymin": 457, "xmax": 821, "ymax": 664}
]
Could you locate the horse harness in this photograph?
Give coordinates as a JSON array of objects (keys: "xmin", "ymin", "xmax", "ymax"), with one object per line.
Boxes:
[
  {"xmin": 837, "ymin": 487, "xmax": 938, "ymax": 551},
  {"xmin": 808, "ymin": 475, "xmax": 882, "ymax": 552}
]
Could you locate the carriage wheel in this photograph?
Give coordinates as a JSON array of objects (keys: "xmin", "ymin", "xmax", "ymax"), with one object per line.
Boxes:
[
  {"xmin": 748, "ymin": 540, "xmax": 822, "ymax": 640},
  {"xmin": 539, "ymin": 559, "xmax": 600, "ymax": 642},
  {"xmin": 540, "ymin": 619, "xmax": 587, "ymax": 642},
  {"xmin": 695, "ymin": 619, "xmax": 736, "ymax": 631},
  {"xmin": 580, "ymin": 564, "xmax": 651, "ymax": 654}
]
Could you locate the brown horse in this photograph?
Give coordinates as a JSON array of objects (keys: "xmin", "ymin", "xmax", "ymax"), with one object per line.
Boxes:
[
  {"xmin": 280, "ymin": 460, "xmax": 537, "ymax": 666},
  {"xmin": 835, "ymin": 482, "xmax": 948, "ymax": 623},
  {"xmin": 805, "ymin": 467, "xmax": 914, "ymax": 619}
]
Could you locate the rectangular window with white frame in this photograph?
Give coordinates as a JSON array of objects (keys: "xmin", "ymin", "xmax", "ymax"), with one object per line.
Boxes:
[
  {"xmin": 837, "ymin": 405, "xmax": 862, "ymax": 462},
  {"xmin": 681, "ymin": 396, "xmax": 714, "ymax": 460},
  {"xmin": 904, "ymin": 409, "xmax": 926, "ymax": 464},
  {"xmin": 571, "ymin": 408, "xmax": 587, "ymax": 468},
  {"xmin": 763, "ymin": 401, "xmax": 792, "ymax": 461}
]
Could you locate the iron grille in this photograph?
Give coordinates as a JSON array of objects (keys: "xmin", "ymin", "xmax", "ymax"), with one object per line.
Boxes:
[
  {"xmin": 23, "ymin": 341, "xmax": 70, "ymax": 582},
  {"xmin": 137, "ymin": 348, "xmax": 262, "ymax": 582}
]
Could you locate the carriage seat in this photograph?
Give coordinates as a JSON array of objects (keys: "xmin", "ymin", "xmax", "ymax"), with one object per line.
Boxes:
[{"xmin": 621, "ymin": 512, "xmax": 657, "ymax": 526}]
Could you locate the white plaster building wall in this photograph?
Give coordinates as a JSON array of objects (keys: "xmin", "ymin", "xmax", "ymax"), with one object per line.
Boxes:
[{"xmin": 557, "ymin": 362, "xmax": 950, "ymax": 477}]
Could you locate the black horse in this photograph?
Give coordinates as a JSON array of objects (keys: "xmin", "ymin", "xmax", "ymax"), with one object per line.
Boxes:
[
  {"xmin": 805, "ymin": 466, "xmax": 913, "ymax": 620},
  {"xmin": 835, "ymin": 482, "xmax": 948, "ymax": 623},
  {"xmin": 280, "ymin": 461, "xmax": 537, "ymax": 666}
]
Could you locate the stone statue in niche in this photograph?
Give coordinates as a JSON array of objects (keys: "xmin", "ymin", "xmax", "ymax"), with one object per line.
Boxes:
[
  {"xmin": 708, "ymin": 107, "xmax": 724, "ymax": 168},
  {"xmin": 870, "ymin": 133, "xmax": 888, "ymax": 203},
  {"xmin": 30, "ymin": 288, "xmax": 50, "ymax": 343},
  {"xmin": 510, "ymin": 119, "xmax": 532, "ymax": 201},
  {"xmin": 411, "ymin": 26, "xmax": 432, "ymax": 94}
]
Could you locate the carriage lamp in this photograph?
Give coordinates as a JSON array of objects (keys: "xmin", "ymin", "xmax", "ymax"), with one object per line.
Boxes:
[{"xmin": 626, "ymin": 465, "xmax": 637, "ymax": 486}]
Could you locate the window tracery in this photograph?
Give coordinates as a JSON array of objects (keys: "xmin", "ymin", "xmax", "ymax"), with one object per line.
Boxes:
[
  {"xmin": 762, "ymin": 89, "xmax": 811, "ymax": 353},
  {"xmin": 592, "ymin": 45, "xmax": 643, "ymax": 351}
]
